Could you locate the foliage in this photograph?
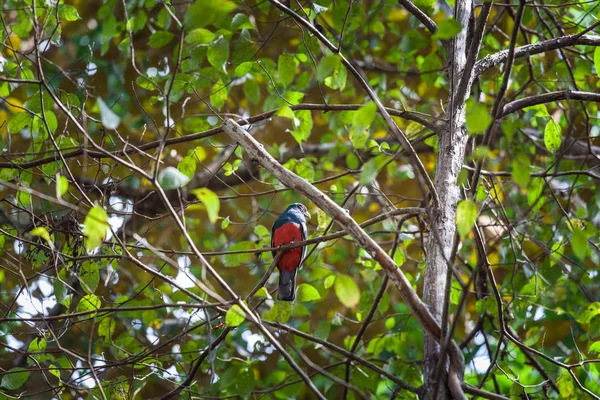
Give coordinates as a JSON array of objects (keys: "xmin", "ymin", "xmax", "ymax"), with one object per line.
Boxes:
[{"xmin": 0, "ymin": 0, "xmax": 599, "ymax": 398}]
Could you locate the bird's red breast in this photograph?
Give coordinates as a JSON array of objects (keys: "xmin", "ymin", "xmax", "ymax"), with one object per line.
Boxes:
[{"xmin": 272, "ymin": 222, "xmax": 303, "ymax": 272}]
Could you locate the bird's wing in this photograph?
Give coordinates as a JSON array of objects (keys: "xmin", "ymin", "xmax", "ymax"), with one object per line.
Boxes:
[{"xmin": 300, "ymin": 220, "xmax": 308, "ymax": 265}]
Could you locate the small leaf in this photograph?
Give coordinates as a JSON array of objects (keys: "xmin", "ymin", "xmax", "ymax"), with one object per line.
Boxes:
[
  {"xmin": 98, "ymin": 317, "xmax": 116, "ymax": 341},
  {"xmin": 334, "ymin": 274, "xmax": 360, "ymax": 308},
  {"xmin": 456, "ymin": 199, "xmax": 477, "ymax": 238},
  {"xmin": 226, "ymin": 304, "xmax": 246, "ymax": 327},
  {"xmin": 77, "ymin": 294, "xmax": 101, "ymax": 313},
  {"xmin": 49, "ymin": 364, "xmax": 60, "ymax": 379},
  {"xmin": 158, "ymin": 166, "xmax": 191, "ymax": 189},
  {"xmin": 177, "ymin": 155, "xmax": 196, "ymax": 178},
  {"xmin": 433, "ymin": 18, "xmax": 463, "ymax": 40},
  {"xmin": 595, "ymin": 47, "xmax": 600, "ymax": 78},
  {"xmin": 234, "ymin": 61, "xmax": 253, "ymax": 77},
  {"xmin": 511, "ymin": 152, "xmax": 531, "ymax": 188},
  {"xmin": 97, "ymin": 98, "xmax": 120, "ymax": 130},
  {"xmin": 465, "ymin": 98, "xmax": 491, "ymax": 134},
  {"xmin": 296, "ymin": 283, "xmax": 321, "ymax": 302},
  {"xmin": 28, "ymin": 337, "xmax": 47, "ymax": 352},
  {"xmin": 324, "ymin": 275, "xmax": 335, "ymax": 289},
  {"xmin": 30, "ymin": 227, "xmax": 52, "ymax": 248},
  {"xmin": 79, "ymin": 261, "xmax": 100, "ymax": 294},
  {"xmin": 149, "ymin": 31, "xmax": 175, "ymax": 48},
  {"xmin": 278, "ymin": 54, "xmax": 297, "ymax": 87},
  {"xmin": 185, "ymin": 28, "xmax": 216, "ymax": 45},
  {"xmin": 290, "ymin": 109, "xmax": 313, "ymax": 144},
  {"xmin": 83, "ymin": 205, "xmax": 109, "ymax": 250},
  {"xmin": 527, "ymin": 178, "xmax": 544, "ymax": 206},
  {"xmin": 8, "ymin": 112, "xmax": 31, "ymax": 134},
  {"xmin": 544, "ymin": 119, "xmax": 562, "ymax": 152},
  {"xmin": 254, "ymin": 287, "xmax": 270, "ymax": 298},
  {"xmin": 58, "ymin": 4, "xmax": 81, "ymax": 21},
  {"xmin": 572, "ymin": 229, "xmax": 588, "ymax": 261},
  {"xmin": 192, "ymin": 188, "xmax": 220, "ymax": 224},
  {"xmin": 207, "ymin": 37, "xmax": 229, "ymax": 72},
  {"xmin": 56, "ymin": 175, "xmax": 69, "ymax": 198},
  {"xmin": 221, "ymin": 216, "xmax": 230, "ymax": 229},
  {"xmin": 317, "ymin": 55, "xmax": 341, "ymax": 81},
  {"xmin": 1, "ymin": 368, "xmax": 30, "ymax": 390}
]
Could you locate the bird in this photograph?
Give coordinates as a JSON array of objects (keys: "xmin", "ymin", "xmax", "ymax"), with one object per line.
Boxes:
[{"xmin": 271, "ymin": 203, "xmax": 311, "ymax": 301}]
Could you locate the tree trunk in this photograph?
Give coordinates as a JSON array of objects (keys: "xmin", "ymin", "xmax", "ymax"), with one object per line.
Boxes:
[{"xmin": 422, "ymin": 1, "xmax": 472, "ymax": 398}]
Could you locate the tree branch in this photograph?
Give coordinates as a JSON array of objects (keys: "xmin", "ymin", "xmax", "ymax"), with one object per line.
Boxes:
[
  {"xmin": 397, "ymin": 0, "xmax": 437, "ymax": 34},
  {"xmin": 501, "ymin": 90, "xmax": 600, "ymax": 116},
  {"xmin": 474, "ymin": 34, "xmax": 600, "ymax": 77}
]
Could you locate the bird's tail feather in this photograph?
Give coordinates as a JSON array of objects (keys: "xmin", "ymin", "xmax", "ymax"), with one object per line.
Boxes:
[{"xmin": 278, "ymin": 270, "xmax": 297, "ymax": 301}]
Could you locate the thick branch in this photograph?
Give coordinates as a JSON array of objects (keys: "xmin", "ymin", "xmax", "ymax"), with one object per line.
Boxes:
[
  {"xmin": 474, "ymin": 34, "xmax": 600, "ymax": 77},
  {"xmin": 501, "ymin": 90, "xmax": 600, "ymax": 116},
  {"xmin": 397, "ymin": 0, "xmax": 437, "ymax": 34}
]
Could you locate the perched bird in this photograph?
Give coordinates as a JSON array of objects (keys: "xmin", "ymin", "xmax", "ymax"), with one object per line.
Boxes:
[{"xmin": 271, "ymin": 203, "xmax": 311, "ymax": 301}]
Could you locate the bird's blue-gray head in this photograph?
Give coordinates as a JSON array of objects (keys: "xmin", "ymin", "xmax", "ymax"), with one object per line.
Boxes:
[{"xmin": 284, "ymin": 203, "xmax": 311, "ymax": 219}]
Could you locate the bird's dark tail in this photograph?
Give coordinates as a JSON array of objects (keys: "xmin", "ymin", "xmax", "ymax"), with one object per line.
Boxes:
[{"xmin": 277, "ymin": 270, "xmax": 297, "ymax": 301}]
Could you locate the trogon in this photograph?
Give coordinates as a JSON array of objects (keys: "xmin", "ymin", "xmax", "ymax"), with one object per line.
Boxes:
[{"xmin": 271, "ymin": 203, "xmax": 310, "ymax": 301}]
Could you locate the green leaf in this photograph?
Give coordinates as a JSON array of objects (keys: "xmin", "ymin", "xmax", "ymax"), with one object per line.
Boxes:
[
  {"xmin": 317, "ymin": 54, "xmax": 341, "ymax": 81},
  {"xmin": 234, "ymin": 61, "xmax": 253, "ymax": 77},
  {"xmin": 1, "ymin": 368, "xmax": 30, "ymax": 390},
  {"xmin": 8, "ymin": 112, "xmax": 31, "ymax": 134},
  {"xmin": 243, "ymin": 79, "xmax": 260, "ymax": 105},
  {"xmin": 296, "ymin": 283, "xmax": 321, "ymax": 302},
  {"xmin": 572, "ymin": 229, "xmax": 588, "ymax": 260},
  {"xmin": 17, "ymin": 189, "xmax": 31, "ymax": 208},
  {"xmin": 359, "ymin": 155, "xmax": 387, "ymax": 185},
  {"xmin": 185, "ymin": 0, "xmax": 236, "ymax": 29},
  {"xmin": 324, "ymin": 275, "xmax": 335, "ymax": 289},
  {"xmin": 77, "ymin": 294, "xmax": 101, "ymax": 313},
  {"xmin": 456, "ymin": 199, "xmax": 477, "ymax": 238},
  {"xmin": 226, "ymin": 304, "xmax": 246, "ymax": 327},
  {"xmin": 334, "ymin": 274, "xmax": 360, "ymax": 308},
  {"xmin": 511, "ymin": 152, "xmax": 531, "ymax": 188},
  {"xmin": 207, "ymin": 37, "xmax": 229, "ymax": 72},
  {"xmin": 557, "ymin": 370, "xmax": 574, "ymax": 398},
  {"xmin": 97, "ymin": 98, "xmax": 120, "ymax": 130},
  {"xmin": 192, "ymin": 188, "xmax": 220, "ymax": 224},
  {"xmin": 543, "ymin": 119, "xmax": 562, "ymax": 152},
  {"xmin": 278, "ymin": 54, "xmax": 297, "ymax": 87},
  {"xmin": 158, "ymin": 166, "xmax": 191, "ymax": 189},
  {"xmin": 30, "ymin": 226, "xmax": 52, "ymax": 247},
  {"xmin": 433, "ymin": 18, "xmax": 463, "ymax": 40},
  {"xmin": 211, "ymin": 80, "xmax": 228, "ymax": 109},
  {"xmin": 465, "ymin": 98, "xmax": 491, "ymax": 134},
  {"xmin": 527, "ymin": 178, "xmax": 544, "ymax": 206},
  {"xmin": 595, "ymin": 47, "xmax": 600, "ymax": 78},
  {"xmin": 231, "ymin": 13, "xmax": 255, "ymax": 30},
  {"xmin": 56, "ymin": 175, "xmax": 69, "ymax": 198},
  {"xmin": 80, "ymin": 262, "xmax": 100, "ymax": 294},
  {"xmin": 98, "ymin": 317, "xmax": 116, "ymax": 341},
  {"xmin": 149, "ymin": 31, "xmax": 174, "ymax": 48},
  {"xmin": 223, "ymin": 241, "xmax": 254, "ymax": 267},
  {"xmin": 254, "ymin": 287, "xmax": 270, "ymax": 298},
  {"xmin": 185, "ymin": 28, "xmax": 216, "ymax": 45},
  {"xmin": 589, "ymin": 341, "xmax": 600, "ymax": 353},
  {"xmin": 49, "ymin": 364, "xmax": 60, "ymax": 379},
  {"xmin": 28, "ymin": 337, "xmax": 47, "ymax": 352},
  {"xmin": 290, "ymin": 109, "xmax": 313, "ymax": 144},
  {"xmin": 177, "ymin": 155, "xmax": 196, "ymax": 178},
  {"xmin": 58, "ymin": 4, "xmax": 81, "ymax": 21},
  {"xmin": 221, "ymin": 216, "xmax": 230, "ymax": 229},
  {"xmin": 83, "ymin": 205, "xmax": 109, "ymax": 250}
]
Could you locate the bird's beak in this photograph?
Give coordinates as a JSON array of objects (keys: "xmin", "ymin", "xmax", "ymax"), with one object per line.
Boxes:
[{"xmin": 304, "ymin": 211, "xmax": 311, "ymax": 219}]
